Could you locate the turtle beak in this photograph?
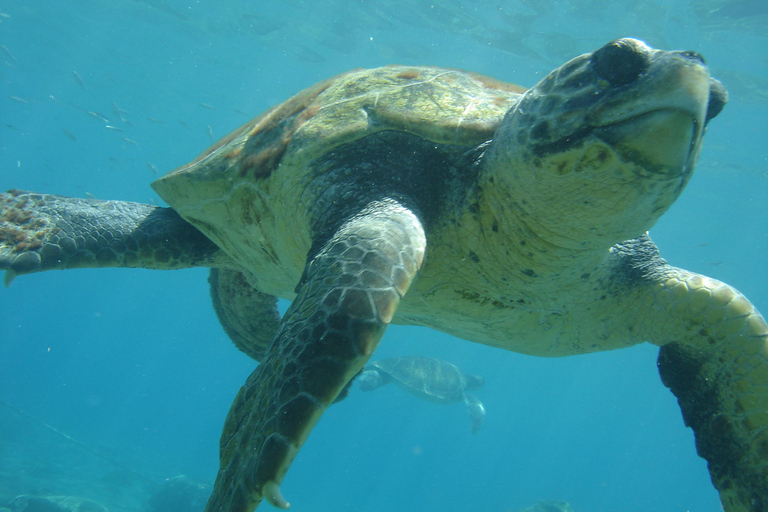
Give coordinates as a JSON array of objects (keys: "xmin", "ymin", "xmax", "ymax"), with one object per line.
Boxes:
[{"xmin": 705, "ymin": 77, "xmax": 728, "ymax": 125}]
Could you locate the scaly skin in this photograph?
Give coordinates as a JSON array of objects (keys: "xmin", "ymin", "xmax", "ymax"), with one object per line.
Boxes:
[
  {"xmin": 204, "ymin": 199, "xmax": 426, "ymax": 511},
  {"xmin": 0, "ymin": 190, "xmax": 228, "ymax": 283},
  {"xmin": 651, "ymin": 273, "xmax": 768, "ymax": 510},
  {"xmin": 209, "ymin": 268, "xmax": 281, "ymax": 361}
]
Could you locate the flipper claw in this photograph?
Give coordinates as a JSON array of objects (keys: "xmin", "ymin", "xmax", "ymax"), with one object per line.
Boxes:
[
  {"xmin": 4, "ymin": 269, "xmax": 17, "ymax": 287},
  {"xmin": 262, "ymin": 481, "xmax": 290, "ymax": 509}
]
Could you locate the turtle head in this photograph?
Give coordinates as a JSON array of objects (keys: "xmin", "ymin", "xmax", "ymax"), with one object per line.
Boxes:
[
  {"xmin": 464, "ymin": 373, "xmax": 485, "ymax": 390},
  {"xmin": 482, "ymin": 38, "xmax": 727, "ymax": 250},
  {"xmin": 357, "ymin": 368, "xmax": 387, "ymax": 391}
]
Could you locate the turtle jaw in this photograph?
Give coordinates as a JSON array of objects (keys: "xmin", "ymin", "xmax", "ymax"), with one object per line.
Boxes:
[{"xmin": 593, "ymin": 108, "xmax": 700, "ymax": 181}]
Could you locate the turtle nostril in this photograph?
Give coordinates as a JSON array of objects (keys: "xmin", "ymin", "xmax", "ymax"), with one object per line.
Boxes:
[{"xmin": 591, "ymin": 38, "xmax": 651, "ymax": 87}]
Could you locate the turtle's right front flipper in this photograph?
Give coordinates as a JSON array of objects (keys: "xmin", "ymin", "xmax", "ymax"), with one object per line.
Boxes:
[
  {"xmin": 205, "ymin": 198, "xmax": 426, "ymax": 512},
  {"xmin": 0, "ymin": 190, "xmax": 227, "ymax": 284}
]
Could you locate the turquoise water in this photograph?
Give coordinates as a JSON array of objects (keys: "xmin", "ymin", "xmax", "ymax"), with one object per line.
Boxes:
[{"xmin": 1, "ymin": 1, "xmax": 766, "ymax": 511}]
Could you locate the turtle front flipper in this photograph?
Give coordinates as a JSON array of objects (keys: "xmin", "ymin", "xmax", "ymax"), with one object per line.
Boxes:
[
  {"xmin": 205, "ymin": 198, "xmax": 426, "ymax": 512},
  {"xmin": 0, "ymin": 190, "xmax": 227, "ymax": 284},
  {"xmin": 646, "ymin": 273, "xmax": 768, "ymax": 511},
  {"xmin": 464, "ymin": 393, "xmax": 485, "ymax": 434}
]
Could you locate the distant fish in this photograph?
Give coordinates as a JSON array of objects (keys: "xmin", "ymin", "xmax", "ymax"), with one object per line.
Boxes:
[
  {"xmin": 122, "ymin": 136, "xmax": 138, "ymax": 146},
  {"xmin": 147, "ymin": 117, "xmax": 166, "ymax": 124},
  {"xmin": 105, "ymin": 125, "xmax": 123, "ymax": 132},
  {"xmin": 1, "ymin": 44, "xmax": 15, "ymax": 60},
  {"xmin": 207, "ymin": 125, "xmax": 214, "ymax": 141},
  {"xmin": 62, "ymin": 128, "xmax": 77, "ymax": 141},
  {"xmin": 232, "ymin": 109, "xmax": 248, "ymax": 116},
  {"xmin": 198, "ymin": 102, "xmax": 218, "ymax": 111},
  {"xmin": 72, "ymin": 70, "xmax": 85, "ymax": 89},
  {"xmin": 6, "ymin": 124, "xmax": 23, "ymax": 132},
  {"xmin": 146, "ymin": 161, "xmax": 159, "ymax": 175},
  {"xmin": 9, "ymin": 95, "xmax": 28, "ymax": 103},
  {"xmin": 178, "ymin": 120, "xmax": 190, "ymax": 130},
  {"xmin": 111, "ymin": 101, "xmax": 130, "ymax": 123},
  {"xmin": 87, "ymin": 111, "xmax": 110, "ymax": 123},
  {"xmin": 0, "ymin": 12, "xmax": 10, "ymax": 19}
]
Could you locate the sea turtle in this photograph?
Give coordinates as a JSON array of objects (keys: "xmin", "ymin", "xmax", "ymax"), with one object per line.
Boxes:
[
  {"xmin": 0, "ymin": 38, "xmax": 765, "ymax": 512},
  {"xmin": 358, "ymin": 356, "xmax": 486, "ymax": 433}
]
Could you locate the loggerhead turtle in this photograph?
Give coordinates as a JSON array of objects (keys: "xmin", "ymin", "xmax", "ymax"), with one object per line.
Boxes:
[
  {"xmin": 358, "ymin": 356, "xmax": 486, "ymax": 433},
  {"xmin": 0, "ymin": 38, "xmax": 766, "ymax": 512}
]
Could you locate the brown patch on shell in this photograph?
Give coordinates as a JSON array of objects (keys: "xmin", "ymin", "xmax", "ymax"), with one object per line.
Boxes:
[
  {"xmin": 234, "ymin": 75, "xmax": 341, "ymax": 179},
  {"xmin": 396, "ymin": 69, "xmax": 422, "ymax": 80},
  {"xmin": 468, "ymin": 72, "xmax": 527, "ymax": 94},
  {"xmin": 183, "ymin": 71, "xmax": 356, "ymax": 181},
  {"xmin": 492, "ymin": 95, "xmax": 510, "ymax": 107}
]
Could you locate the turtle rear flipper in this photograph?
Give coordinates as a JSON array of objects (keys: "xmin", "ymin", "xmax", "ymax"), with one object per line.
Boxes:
[
  {"xmin": 206, "ymin": 198, "xmax": 426, "ymax": 511},
  {"xmin": 209, "ymin": 268, "xmax": 280, "ymax": 362},
  {"xmin": 464, "ymin": 393, "xmax": 485, "ymax": 434},
  {"xmin": 0, "ymin": 190, "xmax": 227, "ymax": 284}
]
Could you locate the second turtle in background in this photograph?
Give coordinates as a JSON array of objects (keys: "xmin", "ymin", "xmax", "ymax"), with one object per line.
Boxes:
[{"xmin": 358, "ymin": 356, "xmax": 485, "ymax": 433}]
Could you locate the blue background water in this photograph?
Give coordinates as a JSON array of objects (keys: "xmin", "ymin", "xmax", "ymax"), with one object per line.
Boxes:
[{"xmin": 0, "ymin": 1, "xmax": 766, "ymax": 511}]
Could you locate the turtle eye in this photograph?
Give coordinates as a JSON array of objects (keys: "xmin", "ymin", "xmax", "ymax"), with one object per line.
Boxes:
[{"xmin": 591, "ymin": 38, "xmax": 651, "ymax": 87}]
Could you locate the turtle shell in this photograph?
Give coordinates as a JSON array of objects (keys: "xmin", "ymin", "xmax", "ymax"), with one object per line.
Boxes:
[
  {"xmin": 150, "ymin": 66, "xmax": 525, "ymax": 298},
  {"xmin": 158, "ymin": 65, "xmax": 524, "ymax": 185},
  {"xmin": 372, "ymin": 356, "xmax": 468, "ymax": 403}
]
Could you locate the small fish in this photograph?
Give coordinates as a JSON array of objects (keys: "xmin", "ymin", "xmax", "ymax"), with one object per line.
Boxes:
[
  {"xmin": 72, "ymin": 70, "xmax": 85, "ymax": 89},
  {"xmin": 692, "ymin": 242, "xmax": 710, "ymax": 248},
  {"xmin": 207, "ymin": 125, "xmax": 214, "ymax": 141},
  {"xmin": 0, "ymin": 12, "xmax": 10, "ymax": 18},
  {"xmin": 198, "ymin": 102, "xmax": 218, "ymax": 111},
  {"xmin": 105, "ymin": 125, "xmax": 123, "ymax": 132},
  {"xmin": 9, "ymin": 95, "xmax": 28, "ymax": 103},
  {"xmin": 178, "ymin": 120, "xmax": 190, "ymax": 130},
  {"xmin": 6, "ymin": 124, "xmax": 23, "ymax": 132},
  {"xmin": 146, "ymin": 161, "xmax": 159, "ymax": 175},
  {"xmin": 111, "ymin": 101, "xmax": 130, "ymax": 115},
  {"xmin": 122, "ymin": 136, "xmax": 138, "ymax": 146},
  {"xmin": 147, "ymin": 117, "xmax": 166, "ymax": 124},
  {"xmin": 111, "ymin": 101, "xmax": 130, "ymax": 123},
  {"xmin": 232, "ymin": 108, "xmax": 248, "ymax": 116},
  {"xmin": 1, "ymin": 44, "xmax": 15, "ymax": 60},
  {"xmin": 87, "ymin": 111, "xmax": 110, "ymax": 123},
  {"xmin": 62, "ymin": 128, "xmax": 77, "ymax": 141}
]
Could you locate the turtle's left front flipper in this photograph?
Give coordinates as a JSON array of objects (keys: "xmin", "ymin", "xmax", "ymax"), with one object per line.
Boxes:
[
  {"xmin": 0, "ymin": 190, "xmax": 227, "ymax": 283},
  {"xmin": 650, "ymin": 272, "xmax": 768, "ymax": 512},
  {"xmin": 205, "ymin": 199, "xmax": 426, "ymax": 512}
]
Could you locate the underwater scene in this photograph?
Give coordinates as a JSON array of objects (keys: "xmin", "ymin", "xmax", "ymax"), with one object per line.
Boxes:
[{"xmin": 0, "ymin": 1, "xmax": 767, "ymax": 511}]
